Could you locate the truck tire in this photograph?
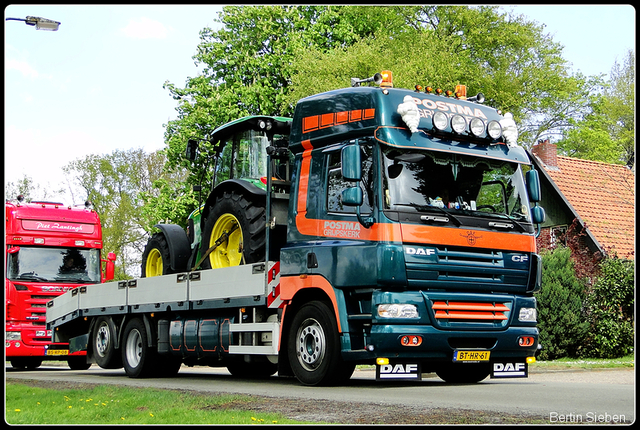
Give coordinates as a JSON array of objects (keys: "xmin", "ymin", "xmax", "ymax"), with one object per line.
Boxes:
[
  {"xmin": 435, "ymin": 362, "xmax": 491, "ymax": 383},
  {"xmin": 200, "ymin": 191, "xmax": 265, "ymax": 269},
  {"xmin": 121, "ymin": 318, "xmax": 157, "ymax": 378},
  {"xmin": 92, "ymin": 317, "xmax": 122, "ymax": 369},
  {"xmin": 287, "ymin": 301, "xmax": 354, "ymax": 386},
  {"xmin": 10, "ymin": 358, "xmax": 42, "ymax": 370},
  {"xmin": 141, "ymin": 233, "xmax": 176, "ymax": 277},
  {"xmin": 67, "ymin": 357, "xmax": 92, "ymax": 370}
]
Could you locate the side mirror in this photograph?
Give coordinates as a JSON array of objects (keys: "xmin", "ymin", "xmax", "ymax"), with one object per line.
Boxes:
[
  {"xmin": 342, "ymin": 187, "xmax": 363, "ymax": 207},
  {"xmin": 104, "ymin": 252, "xmax": 116, "ymax": 281},
  {"xmin": 341, "ymin": 144, "xmax": 362, "ymax": 181},
  {"xmin": 531, "ymin": 206, "xmax": 546, "ymax": 224},
  {"xmin": 526, "ymin": 169, "xmax": 541, "ymax": 202},
  {"xmin": 186, "ymin": 139, "xmax": 199, "ymax": 161}
]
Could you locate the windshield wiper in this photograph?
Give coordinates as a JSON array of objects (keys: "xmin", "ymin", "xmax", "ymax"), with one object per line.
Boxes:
[
  {"xmin": 482, "ymin": 212, "xmax": 526, "ymax": 232},
  {"xmin": 393, "ymin": 203, "xmax": 462, "ymax": 226},
  {"xmin": 16, "ymin": 272, "xmax": 49, "ymax": 282}
]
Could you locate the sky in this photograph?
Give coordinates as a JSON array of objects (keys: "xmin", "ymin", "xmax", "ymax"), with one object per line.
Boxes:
[{"xmin": 4, "ymin": 5, "xmax": 636, "ymax": 205}]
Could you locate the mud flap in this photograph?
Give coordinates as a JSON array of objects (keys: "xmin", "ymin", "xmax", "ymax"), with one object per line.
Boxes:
[{"xmin": 491, "ymin": 361, "xmax": 528, "ymax": 378}]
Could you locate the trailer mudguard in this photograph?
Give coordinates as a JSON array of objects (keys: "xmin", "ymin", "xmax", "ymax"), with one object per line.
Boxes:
[{"xmin": 153, "ymin": 224, "xmax": 191, "ymax": 272}]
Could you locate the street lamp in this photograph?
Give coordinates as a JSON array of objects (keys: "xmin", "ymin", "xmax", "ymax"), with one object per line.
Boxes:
[{"xmin": 6, "ymin": 16, "xmax": 61, "ymax": 31}]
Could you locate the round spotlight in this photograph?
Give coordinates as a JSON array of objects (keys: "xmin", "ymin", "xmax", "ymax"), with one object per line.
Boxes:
[
  {"xmin": 432, "ymin": 112, "xmax": 448, "ymax": 131},
  {"xmin": 450, "ymin": 115, "xmax": 467, "ymax": 134},
  {"xmin": 470, "ymin": 118, "xmax": 485, "ymax": 137},
  {"xmin": 487, "ymin": 120, "xmax": 502, "ymax": 139}
]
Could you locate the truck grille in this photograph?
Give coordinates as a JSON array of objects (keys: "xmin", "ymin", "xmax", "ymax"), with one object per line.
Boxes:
[
  {"xmin": 405, "ymin": 245, "xmax": 530, "ymax": 294},
  {"xmin": 432, "ymin": 301, "xmax": 510, "ymax": 321},
  {"xmin": 423, "ymin": 292, "xmax": 513, "ymax": 330}
]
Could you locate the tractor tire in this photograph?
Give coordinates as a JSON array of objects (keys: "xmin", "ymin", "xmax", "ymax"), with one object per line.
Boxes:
[
  {"xmin": 141, "ymin": 232, "xmax": 176, "ymax": 277},
  {"xmin": 199, "ymin": 191, "xmax": 265, "ymax": 270}
]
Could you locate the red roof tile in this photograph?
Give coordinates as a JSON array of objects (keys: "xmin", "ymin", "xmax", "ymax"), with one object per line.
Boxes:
[{"xmin": 545, "ymin": 156, "xmax": 635, "ymax": 260}]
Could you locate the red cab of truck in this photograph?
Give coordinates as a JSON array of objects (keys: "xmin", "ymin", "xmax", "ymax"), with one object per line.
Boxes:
[{"xmin": 5, "ymin": 197, "xmax": 115, "ymax": 370}]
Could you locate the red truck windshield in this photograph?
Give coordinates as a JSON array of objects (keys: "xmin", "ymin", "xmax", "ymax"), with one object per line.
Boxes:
[{"xmin": 7, "ymin": 246, "xmax": 102, "ymax": 284}]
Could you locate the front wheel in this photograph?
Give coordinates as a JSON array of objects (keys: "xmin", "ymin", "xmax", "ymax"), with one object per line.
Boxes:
[{"xmin": 287, "ymin": 301, "xmax": 352, "ymax": 386}]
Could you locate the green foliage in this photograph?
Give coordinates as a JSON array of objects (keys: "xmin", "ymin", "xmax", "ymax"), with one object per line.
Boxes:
[
  {"xmin": 535, "ymin": 246, "xmax": 589, "ymax": 360},
  {"xmin": 64, "ymin": 148, "xmax": 187, "ymax": 278},
  {"xmin": 582, "ymin": 256, "xmax": 634, "ymax": 358},
  {"xmin": 5, "ymin": 174, "xmax": 65, "ymax": 202},
  {"xmin": 557, "ymin": 49, "xmax": 635, "ymax": 166}
]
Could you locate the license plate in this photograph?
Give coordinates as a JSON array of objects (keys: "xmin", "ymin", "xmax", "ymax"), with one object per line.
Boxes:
[
  {"xmin": 46, "ymin": 349, "xmax": 69, "ymax": 356},
  {"xmin": 453, "ymin": 350, "xmax": 490, "ymax": 362}
]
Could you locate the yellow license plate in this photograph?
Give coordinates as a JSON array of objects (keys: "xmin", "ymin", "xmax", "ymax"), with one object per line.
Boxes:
[
  {"xmin": 454, "ymin": 350, "xmax": 490, "ymax": 362},
  {"xmin": 46, "ymin": 349, "xmax": 69, "ymax": 356}
]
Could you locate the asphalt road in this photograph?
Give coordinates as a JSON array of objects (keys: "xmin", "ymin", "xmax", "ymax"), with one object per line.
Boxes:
[{"xmin": 6, "ymin": 364, "xmax": 635, "ymax": 424}]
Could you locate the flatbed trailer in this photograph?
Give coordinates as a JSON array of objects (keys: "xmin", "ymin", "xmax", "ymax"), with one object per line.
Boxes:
[{"xmin": 47, "ymin": 261, "xmax": 282, "ymax": 360}]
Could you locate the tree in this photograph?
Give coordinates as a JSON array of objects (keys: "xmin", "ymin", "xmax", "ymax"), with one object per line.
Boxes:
[
  {"xmin": 583, "ymin": 256, "xmax": 634, "ymax": 358},
  {"xmin": 557, "ymin": 49, "xmax": 635, "ymax": 166},
  {"xmin": 535, "ymin": 246, "xmax": 589, "ymax": 360},
  {"xmin": 63, "ymin": 148, "xmax": 188, "ymax": 278},
  {"xmin": 5, "ymin": 174, "xmax": 65, "ymax": 202}
]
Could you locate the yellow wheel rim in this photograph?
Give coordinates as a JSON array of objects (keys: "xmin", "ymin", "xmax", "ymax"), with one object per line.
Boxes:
[
  {"xmin": 145, "ymin": 248, "xmax": 163, "ymax": 277},
  {"xmin": 209, "ymin": 213, "xmax": 244, "ymax": 268}
]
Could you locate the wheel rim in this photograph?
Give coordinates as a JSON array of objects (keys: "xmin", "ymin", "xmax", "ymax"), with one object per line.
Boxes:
[
  {"xmin": 295, "ymin": 318, "xmax": 326, "ymax": 371},
  {"xmin": 145, "ymin": 248, "xmax": 163, "ymax": 277},
  {"xmin": 209, "ymin": 213, "xmax": 244, "ymax": 268},
  {"xmin": 95, "ymin": 323, "xmax": 110, "ymax": 358},
  {"xmin": 125, "ymin": 328, "xmax": 143, "ymax": 368}
]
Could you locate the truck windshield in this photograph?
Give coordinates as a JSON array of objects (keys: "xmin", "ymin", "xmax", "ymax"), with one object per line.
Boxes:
[
  {"xmin": 6, "ymin": 246, "xmax": 101, "ymax": 284},
  {"xmin": 381, "ymin": 147, "xmax": 531, "ymax": 222}
]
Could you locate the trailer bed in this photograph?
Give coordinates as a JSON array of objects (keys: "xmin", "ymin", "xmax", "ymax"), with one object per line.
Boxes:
[{"xmin": 47, "ymin": 262, "xmax": 275, "ymax": 330}]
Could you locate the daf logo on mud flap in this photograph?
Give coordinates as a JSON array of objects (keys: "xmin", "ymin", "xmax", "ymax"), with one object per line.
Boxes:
[
  {"xmin": 492, "ymin": 362, "xmax": 528, "ymax": 378},
  {"xmin": 377, "ymin": 363, "xmax": 421, "ymax": 380},
  {"xmin": 512, "ymin": 255, "xmax": 529, "ymax": 263},
  {"xmin": 404, "ymin": 247, "xmax": 435, "ymax": 256}
]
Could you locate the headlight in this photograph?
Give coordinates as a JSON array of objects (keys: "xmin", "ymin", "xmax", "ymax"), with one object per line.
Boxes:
[
  {"xmin": 432, "ymin": 112, "xmax": 448, "ymax": 131},
  {"xmin": 450, "ymin": 114, "xmax": 467, "ymax": 134},
  {"xmin": 518, "ymin": 307, "xmax": 537, "ymax": 322},
  {"xmin": 377, "ymin": 304, "xmax": 419, "ymax": 319},
  {"xmin": 469, "ymin": 118, "xmax": 485, "ymax": 137},
  {"xmin": 6, "ymin": 331, "xmax": 21, "ymax": 341},
  {"xmin": 487, "ymin": 120, "xmax": 502, "ymax": 139}
]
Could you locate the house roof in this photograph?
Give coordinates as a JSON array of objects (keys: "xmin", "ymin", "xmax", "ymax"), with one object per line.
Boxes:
[{"xmin": 540, "ymin": 155, "xmax": 635, "ymax": 260}]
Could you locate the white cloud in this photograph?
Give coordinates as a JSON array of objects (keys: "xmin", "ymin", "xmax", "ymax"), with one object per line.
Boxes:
[
  {"xmin": 6, "ymin": 58, "xmax": 39, "ymax": 78},
  {"xmin": 120, "ymin": 17, "xmax": 169, "ymax": 39}
]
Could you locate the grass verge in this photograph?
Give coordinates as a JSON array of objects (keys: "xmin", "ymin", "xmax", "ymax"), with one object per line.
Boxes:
[
  {"xmin": 531, "ymin": 354, "xmax": 634, "ymax": 370},
  {"xmin": 5, "ymin": 382, "xmax": 311, "ymax": 425}
]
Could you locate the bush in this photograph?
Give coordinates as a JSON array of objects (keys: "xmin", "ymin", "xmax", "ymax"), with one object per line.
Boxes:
[
  {"xmin": 582, "ymin": 256, "xmax": 634, "ymax": 358},
  {"xmin": 535, "ymin": 246, "xmax": 589, "ymax": 360}
]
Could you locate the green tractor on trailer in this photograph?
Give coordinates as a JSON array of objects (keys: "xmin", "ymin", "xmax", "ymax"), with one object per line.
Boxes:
[{"xmin": 48, "ymin": 71, "xmax": 545, "ymax": 385}]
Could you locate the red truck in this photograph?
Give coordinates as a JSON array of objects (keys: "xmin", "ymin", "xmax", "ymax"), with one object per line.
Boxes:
[{"xmin": 6, "ymin": 196, "xmax": 115, "ymax": 369}]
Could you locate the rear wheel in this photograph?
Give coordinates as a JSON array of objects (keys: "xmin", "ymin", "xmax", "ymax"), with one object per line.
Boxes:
[
  {"xmin": 200, "ymin": 191, "xmax": 265, "ymax": 270},
  {"xmin": 121, "ymin": 318, "xmax": 157, "ymax": 378},
  {"xmin": 141, "ymin": 233, "xmax": 175, "ymax": 277},
  {"xmin": 92, "ymin": 317, "xmax": 122, "ymax": 369}
]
